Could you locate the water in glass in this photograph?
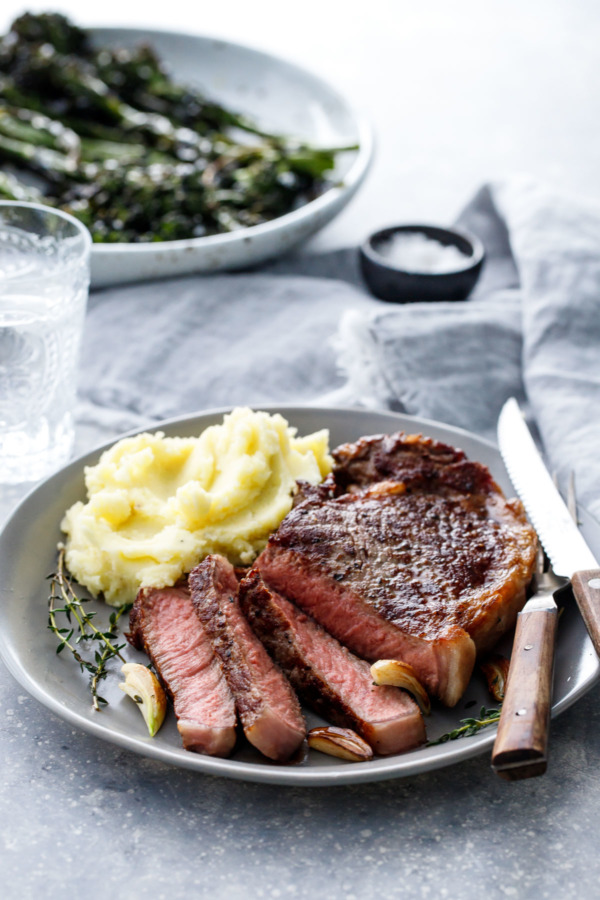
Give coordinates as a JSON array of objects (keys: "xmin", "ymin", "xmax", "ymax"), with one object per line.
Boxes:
[{"xmin": 0, "ymin": 204, "xmax": 90, "ymax": 483}]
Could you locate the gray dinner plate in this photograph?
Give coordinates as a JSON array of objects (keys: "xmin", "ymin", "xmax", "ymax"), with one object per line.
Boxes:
[
  {"xmin": 0, "ymin": 406, "xmax": 598, "ymax": 785},
  {"xmin": 86, "ymin": 29, "xmax": 373, "ymax": 287}
]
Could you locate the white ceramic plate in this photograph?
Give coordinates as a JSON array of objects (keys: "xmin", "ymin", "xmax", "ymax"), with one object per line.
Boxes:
[
  {"xmin": 0, "ymin": 406, "xmax": 598, "ymax": 786},
  {"xmin": 85, "ymin": 28, "xmax": 372, "ymax": 287}
]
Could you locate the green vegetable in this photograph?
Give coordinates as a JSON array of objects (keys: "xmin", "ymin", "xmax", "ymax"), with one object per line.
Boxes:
[
  {"xmin": 0, "ymin": 12, "xmax": 357, "ymax": 242},
  {"xmin": 0, "ymin": 168, "xmax": 42, "ymax": 201},
  {"xmin": 427, "ymin": 706, "xmax": 502, "ymax": 745},
  {"xmin": 48, "ymin": 548, "xmax": 129, "ymax": 711}
]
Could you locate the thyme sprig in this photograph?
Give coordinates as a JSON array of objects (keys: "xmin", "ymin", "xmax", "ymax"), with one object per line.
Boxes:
[
  {"xmin": 47, "ymin": 547, "xmax": 130, "ymax": 710},
  {"xmin": 428, "ymin": 706, "xmax": 502, "ymax": 746}
]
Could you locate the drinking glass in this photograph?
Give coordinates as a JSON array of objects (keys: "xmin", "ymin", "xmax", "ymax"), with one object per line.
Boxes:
[{"xmin": 0, "ymin": 202, "xmax": 91, "ymax": 484}]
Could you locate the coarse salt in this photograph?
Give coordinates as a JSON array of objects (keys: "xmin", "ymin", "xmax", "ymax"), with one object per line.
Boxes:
[{"xmin": 377, "ymin": 232, "xmax": 470, "ymax": 274}]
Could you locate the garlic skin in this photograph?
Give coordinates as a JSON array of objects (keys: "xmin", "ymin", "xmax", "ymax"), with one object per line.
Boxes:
[
  {"xmin": 480, "ymin": 655, "xmax": 510, "ymax": 702},
  {"xmin": 370, "ymin": 659, "xmax": 431, "ymax": 715},
  {"xmin": 119, "ymin": 663, "xmax": 167, "ymax": 737},
  {"xmin": 307, "ymin": 726, "xmax": 374, "ymax": 762}
]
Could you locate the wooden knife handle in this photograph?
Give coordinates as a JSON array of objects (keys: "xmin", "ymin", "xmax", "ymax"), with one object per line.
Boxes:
[
  {"xmin": 491, "ymin": 600, "xmax": 558, "ymax": 781},
  {"xmin": 571, "ymin": 569, "xmax": 600, "ymax": 659}
]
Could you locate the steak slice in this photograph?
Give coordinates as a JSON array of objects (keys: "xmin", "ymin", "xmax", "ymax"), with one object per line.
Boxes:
[
  {"xmin": 240, "ymin": 569, "xmax": 426, "ymax": 756},
  {"xmin": 257, "ymin": 433, "xmax": 537, "ymax": 707},
  {"xmin": 127, "ymin": 585, "xmax": 237, "ymax": 757},
  {"xmin": 189, "ymin": 555, "xmax": 306, "ymax": 762}
]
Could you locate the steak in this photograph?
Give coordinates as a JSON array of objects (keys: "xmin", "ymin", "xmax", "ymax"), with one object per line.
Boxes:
[
  {"xmin": 240, "ymin": 569, "xmax": 426, "ymax": 755},
  {"xmin": 189, "ymin": 555, "xmax": 306, "ymax": 762},
  {"xmin": 257, "ymin": 432, "xmax": 537, "ymax": 707},
  {"xmin": 127, "ymin": 585, "xmax": 237, "ymax": 756},
  {"xmin": 330, "ymin": 430, "xmax": 484, "ymax": 493}
]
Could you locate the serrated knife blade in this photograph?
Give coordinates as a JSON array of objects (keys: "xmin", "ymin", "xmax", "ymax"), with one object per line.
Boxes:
[
  {"xmin": 497, "ymin": 398, "xmax": 600, "ymax": 660},
  {"xmin": 497, "ymin": 398, "xmax": 597, "ymax": 576}
]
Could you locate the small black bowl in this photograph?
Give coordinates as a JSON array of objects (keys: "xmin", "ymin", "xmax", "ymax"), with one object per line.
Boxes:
[{"xmin": 359, "ymin": 223, "xmax": 485, "ymax": 303}]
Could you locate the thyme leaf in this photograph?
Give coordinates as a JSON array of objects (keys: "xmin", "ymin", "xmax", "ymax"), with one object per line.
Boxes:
[
  {"xmin": 47, "ymin": 547, "xmax": 130, "ymax": 711},
  {"xmin": 427, "ymin": 706, "xmax": 502, "ymax": 746}
]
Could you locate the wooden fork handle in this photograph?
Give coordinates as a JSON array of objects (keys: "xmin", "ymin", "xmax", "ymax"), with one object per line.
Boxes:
[
  {"xmin": 571, "ymin": 569, "xmax": 600, "ymax": 659},
  {"xmin": 491, "ymin": 600, "xmax": 558, "ymax": 780}
]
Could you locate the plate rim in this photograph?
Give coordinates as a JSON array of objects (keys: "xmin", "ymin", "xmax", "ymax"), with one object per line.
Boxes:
[
  {"xmin": 1, "ymin": 403, "xmax": 598, "ymax": 786},
  {"xmin": 81, "ymin": 26, "xmax": 374, "ymax": 258}
]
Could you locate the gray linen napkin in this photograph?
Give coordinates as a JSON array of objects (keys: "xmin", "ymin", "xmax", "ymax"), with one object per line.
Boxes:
[
  {"xmin": 76, "ymin": 268, "xmax": 374, "ymax": 448},
  {"xmin": 76, "ymin": 177, "xmax": 600, "ymax": 521}
]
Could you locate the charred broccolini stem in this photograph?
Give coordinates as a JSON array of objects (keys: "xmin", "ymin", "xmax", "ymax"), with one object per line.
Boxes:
[
  {"xmin": 0, "ymin": 168, "xmax": 42, "ymax": 201},
  {"xmin": 7, "ymin": 11, "xmax": 90, "ymax": 56}
]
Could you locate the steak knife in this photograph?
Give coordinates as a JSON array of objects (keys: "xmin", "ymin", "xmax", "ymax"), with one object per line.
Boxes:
[{"xmin": 491, "ymin": 398, "xmax": 600, "ymax": 780}]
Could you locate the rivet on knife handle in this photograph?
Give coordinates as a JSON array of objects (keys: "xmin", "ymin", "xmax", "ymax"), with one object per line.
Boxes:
[
  {"xmin": 491, "ymin": 598, "xmax": 558, "ymax": 780},
  {"xmin": 571, "ymin": 570, "xmax": 600, "ymax": 659}
]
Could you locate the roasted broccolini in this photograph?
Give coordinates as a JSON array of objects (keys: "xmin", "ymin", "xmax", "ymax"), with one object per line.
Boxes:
[{"xmin": 0, "ymin": 12, "xmax": 356, "ymax": 243}]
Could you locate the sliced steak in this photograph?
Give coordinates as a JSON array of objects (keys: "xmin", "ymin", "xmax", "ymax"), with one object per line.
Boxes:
[
  {"xmin": 257, "ymin": 433, "xmax": 537, "ymax": 707},
  {"xmin": 189, "ymin": 555, "xmax": 306, "ymax": 762},
  {"xmin": 127, "ymin": 585, "xmax": 237, "ymax": 757},
  {"xmin": 240, "ymin": 569, "xmax": 426, "ymax": 756}
]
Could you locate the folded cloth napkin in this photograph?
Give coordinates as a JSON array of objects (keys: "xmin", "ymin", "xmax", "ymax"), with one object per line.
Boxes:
[{"xmin": 76, "ymin": 177, "xmax": 600, "ymax": 521}]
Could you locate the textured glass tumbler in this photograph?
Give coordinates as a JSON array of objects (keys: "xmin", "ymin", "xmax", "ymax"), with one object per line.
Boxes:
[{"xmin": 0, "ymin": 202, "xmax": 91, "ymax": 484}]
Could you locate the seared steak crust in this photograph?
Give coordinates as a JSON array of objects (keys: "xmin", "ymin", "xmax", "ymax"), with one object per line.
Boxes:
[
  {"xmin": 269, "ymin": 484, "xmax": 533, "ymax": 639},
  {"xmin": 240, "ymin": 569, "xmax": 425, "ymax": 755},
  {"xmin": 257, "ymin": 432, "xmax": 536, "ymax": 707},
  {"xmin": 330, "ymin": 431, "xmax": 492, "ymax": 495},
  {"xmin": 127, "ymin": 585, "xmax": 237, "ymax": 756},
  {"xmin": 189, "ymin": 555, "xmax": 306, "ymax": 761}
]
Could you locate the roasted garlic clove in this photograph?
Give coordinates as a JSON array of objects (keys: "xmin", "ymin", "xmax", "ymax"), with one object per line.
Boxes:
[
  {"xmin": 307, "ymin": 726, "xmax": 374, "ymax": 762},
  {"xmin": 119, "ymin": 663, "xmax": 167, "ymax": 737},
  {"xmin": 370, "ymin": 659, "xmax": 431, "ymax": 715},
  {"xmin": 480, "ymin": 654, "xmax": 510, "ymax": 702}
]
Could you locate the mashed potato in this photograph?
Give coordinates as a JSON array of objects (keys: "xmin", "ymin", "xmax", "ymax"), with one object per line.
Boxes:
[{"xmin": 61, "ymin": 408, "xmax": 332, "ymax": 606}]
